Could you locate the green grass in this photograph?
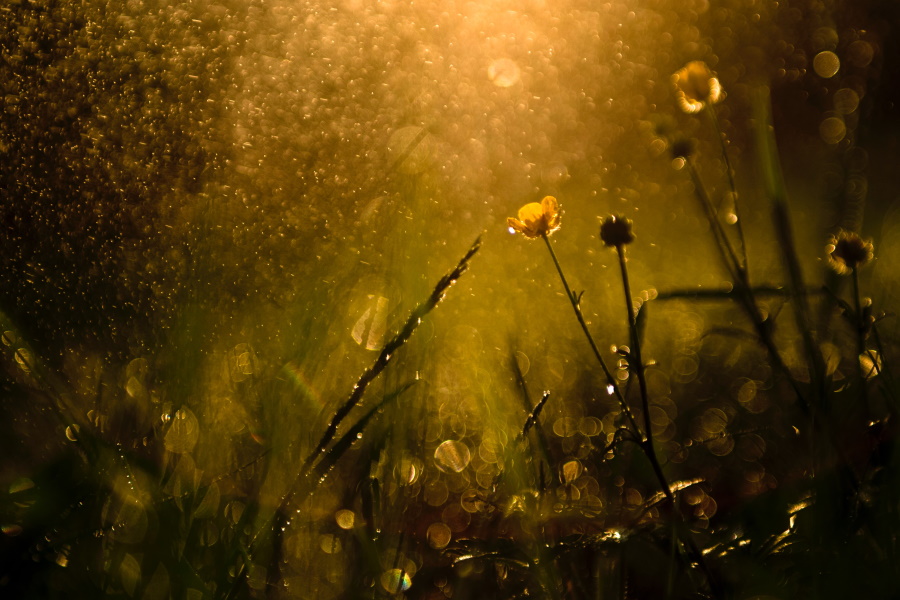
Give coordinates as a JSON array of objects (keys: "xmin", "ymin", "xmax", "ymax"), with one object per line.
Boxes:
[{"xmin": 1, "ymin": 88, "xmax": 898, "ymax": 600}]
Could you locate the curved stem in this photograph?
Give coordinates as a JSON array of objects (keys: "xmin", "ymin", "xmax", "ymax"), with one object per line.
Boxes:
[
  {"xmin": 708, "ymin": 103, "xmax": 748, "ymax": 271},
  {"xmin": 614, "ymin": 243, "xmax": 721, "ymax": 598},
  {"xmin": 540, "ymin": 233, "xmax": 641, "ymax": 436},
  {"xmin": 686, "ymin": 159, "xmax": 808, "ymax": 412},
  {"xmin": 852, "ymin": 267, "xmax": 870, "ymax": 411},
  {"xmin": 686, "ymin": 157, "xmax": 744, "ymax": 283},
  {"xmin": 615, "ymin": 245, "xmax": 653, "ymax": 446}
]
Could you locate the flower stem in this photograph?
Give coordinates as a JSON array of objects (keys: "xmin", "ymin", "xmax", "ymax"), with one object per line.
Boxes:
[
  {"xmin": 614, "ymin": 245, "xmax": 653, "ymax": 447},
  {"xmin": 614, "ymin": 243, "xmax": 673, "ymax": 502},
  {"xmin": 707, "ymin": 103, "xmax": 748, "ymax": 271},
  {"xmin": 686, "ymin": 157, "xmax": 744, "ymax": 283},
  {"xmin": 540, "ymin": 233, "xmax": 640, "ymax": 435},
  {"xmin": 614, "ymin": 242, "xmax": 722, "ymax": 599},
  {"xmin": 852, "ymin": 267, "xmax": 870, "ymax": 411},
  {"xmin": 686, "ymin": 159, "xmax": 809, "ymax": 412}
]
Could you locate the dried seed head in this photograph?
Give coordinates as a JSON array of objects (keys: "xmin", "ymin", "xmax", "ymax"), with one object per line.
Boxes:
[
  {"xmin": 827, "ymin": 230, "xmax": 874, "ymax": 275},
  {"xmin": 670, "ymin": 137, "xmax": 695, "ymax": 160},
  {"xmin": 600, "ymin": 215, "xmax": 635, "ymax": 247},
  {"xmin": 672, "ymin": 61, "xmax": 724, "ymax": 114}
]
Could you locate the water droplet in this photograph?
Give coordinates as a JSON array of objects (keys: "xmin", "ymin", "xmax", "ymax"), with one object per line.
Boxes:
[
  {"xmin": 380, "ymin": 568, "xmax": 412, "ymax": 593},
  {"xmin": 319, "ymin": 533, "xmax": 342, "ymax": 554},
  {"xmin": 813, "ymin": 50, "xmax": 840, "ymax": 78},
  {"xmin": 426, "ymin": 522, "xmax": 452, "ymax": 549},
  {"xmin": 352, "ymin": 295, "xmax": 388, "ymax": 350},
  {"xmin": 434, "ymin": 440, "xmax": 471, "ymax": 473},
  {"xmin": 560, "ymin": 460, "xmax": 583, "ymax": 484},
  {"xmin": 335, "ymin": 509, "xmax": 355, "ymax": 530},
  {"xmin": 164, "ymin": 406, "xmax": 200, "ymax": 454},
  {"xmin": 847, "ymin": 40, "xmax": 874, "ymax": 68},
  {"xmin": 488, "ymin": 58, "xmax": 521, "ymax": 87},
  {"xmin": 820, "ymin": 116, "xmax": 846, "ymax": 144},
  {"xmin": 834, "ymin": 88, "xmax": 859, "ymax": 115},
  {"xmin": 8, "ymin": 478, "xmax": 33, "ymax": 495}
]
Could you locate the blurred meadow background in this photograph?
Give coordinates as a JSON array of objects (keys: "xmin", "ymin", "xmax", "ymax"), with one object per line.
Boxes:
[{"xmin": 1, "ymin": 0, "xmax": 899, "ymax": 598}]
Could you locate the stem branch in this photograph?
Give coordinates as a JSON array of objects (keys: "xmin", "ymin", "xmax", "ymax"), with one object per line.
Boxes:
[{"xmin": 541, "ymin": 233, "xmax": 641, "ymax": 436}]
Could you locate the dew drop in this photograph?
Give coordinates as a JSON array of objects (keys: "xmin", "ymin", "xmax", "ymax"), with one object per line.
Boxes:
[
  {"xmin": 434, "ymin": 440, "xmax": 471, "ymax": 473},
  {"xmin": 380, "ymin": 568, "xmax": 412, "ymax": 593},
  {"xmin": 813, "ymin": 50, "xmax": 840, "ymax": 78}
]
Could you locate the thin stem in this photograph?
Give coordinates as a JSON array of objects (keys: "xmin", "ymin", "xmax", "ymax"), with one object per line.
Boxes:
[
  {"xmin": 852, "ymin": 267, "xmax": 870, "ymax": 411},
  {"xmin": 686, "ymin": 159, "xmax": 808, "ymax": 412},
  {"xmin": 870, "ymin": 324, "xmax": 899, "ymax": 410},
  {"xmin": 615, "ymin": 245, "xmax": 653, "ymax": 447},
  {"xmin": 541, "ymin": 233, "xmax": 641, "ymax": 436},
  {"xmin": 707, "ymin": 103, "xmax": 748, "ymax": 270},
  {"xmin": 614, "ymin": 242, "xmax": 721, "ymax": 598},
  {"xmin": 686, "ymin": 157, "xmax": 745, "ymax": 284}
]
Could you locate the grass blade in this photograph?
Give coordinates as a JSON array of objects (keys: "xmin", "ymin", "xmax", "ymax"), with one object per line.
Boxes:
[
  {"xmin": 300, "ymin": 235, "xmax": 482, "ymax": 477},
  {"xmin": 311, "ymin": 380, "xmax": 417, "ymax": 483}
]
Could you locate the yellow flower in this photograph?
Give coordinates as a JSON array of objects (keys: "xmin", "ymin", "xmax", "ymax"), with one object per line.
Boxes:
[
  {"xmin": 672, "ymin": 61, "xmax": 724, "ymax": 114},
  {"xmin": 507, "ymin": 196, "xmax": 561, "ymax": 238},
  {"xmin": 827, "ymin": 230, "xmax": 874, "ymax": 275}
]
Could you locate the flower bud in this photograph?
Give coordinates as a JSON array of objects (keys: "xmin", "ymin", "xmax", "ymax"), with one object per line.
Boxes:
[{"xmin": 600, "ymin": 215, "xmax": 635, "ymax": 247}]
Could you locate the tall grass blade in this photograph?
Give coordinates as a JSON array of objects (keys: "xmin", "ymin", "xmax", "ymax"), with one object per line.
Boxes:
[
  {"xmin": 311, "ymin": 380, "xmax": 417, "ymax": 483},
  {"xmin": 300, "ymin": 235, "xmax": 482, "ymax": 475},
  {"xmin": 518, "ymin": 391, "xmax": 551, "ymax": 442},
  {"xmin": 752, "ymin": 88, "xmax": 825, "ymax": 406},
  {"xmin": 510, "ymin": 349, "xmax": 552, "ymax": 485}
]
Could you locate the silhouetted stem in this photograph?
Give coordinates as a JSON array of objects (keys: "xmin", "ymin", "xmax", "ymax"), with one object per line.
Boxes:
[
  {"xmin": 687, "ymin": 159, "xmax": 808, "ymax": 412},
  {"xmin": 614, "ymin": 243, "xmax": 721, "ymax": 599},
  {"xmin": 707, "ymin": 103, "xmax": 748, "ymax": 271},
  {"xmin": 686, "ymin": 157, "xmax": 744, "ymax": 283},
  {"xmin": 540, "ymin": 233, "xmax": 641, "ymax": 436},
  {"xmin": 300, "ymin": 235, "xmax": 481, "ymax": 479},
  {"xmin": 852, "ymin": 267, "xmax": 870, "ymax": 410},
  {"xmin": 228, "ymin": 237, "xmax": 482, "ymax": 600},
  {"xmin": 870, "ymin": 325, "xmax": 899, "ymax": 409},
  {"xmin": 615, "ymin": 246, "xmax": 652, "ymax": 445}
]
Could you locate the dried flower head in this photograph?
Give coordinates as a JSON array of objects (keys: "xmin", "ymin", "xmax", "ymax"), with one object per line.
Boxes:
[
  {"xmin": 670, "ymin": 137, "xmax": 695, "ymax": 160},
  {"xmin": 672, "ymin": 61, "xmax": 724, "ymax": 114},
  {"xmin": 827, "ymin": 230, "xmax": 874, "ymax": 275},
  {"xmin": 599, "ymin": 215, "xmax": 635, "ymax": 247},
  {"xmin": 508, "ymin": 196, "xmax": 561, "ymax": 238}
]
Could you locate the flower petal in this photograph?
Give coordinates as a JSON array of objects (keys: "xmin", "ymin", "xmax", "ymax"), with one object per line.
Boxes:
[
  {"xmin": 517, "ymin": 202, "xmax": 544, "ymax": 224},
  {"xmin": 507, "ymin": 217, "xmax": 526, "ymax": 234},
  {"xmin": 540, "ymin": 196, "xmax": 559, "ymax": 218}
]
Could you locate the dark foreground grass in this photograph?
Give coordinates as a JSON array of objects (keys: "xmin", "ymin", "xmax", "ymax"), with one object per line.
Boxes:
[{"xmin": 1, "ymin": 85, "xmax": 898, "ymax": 600}]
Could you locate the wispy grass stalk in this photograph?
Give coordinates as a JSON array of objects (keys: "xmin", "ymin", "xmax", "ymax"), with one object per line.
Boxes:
[
  {"xmin": 684, "ymin": 152, "xmax": 809, "ymax": 412},
  {"xmin": 511, "ymin": 351, "xmax": 553, "ymax": 490},
  {"xmin": 684, "ymin": 157, "xmax": 745, "ymax": 283},
  {"xmin": 612, "ymin": 242, "xmax": 657, "ymax": 491},
  {"xmin": 227, "ymin": 236, "xmax": 482, "ymax": 600},
  {"xmin": 707, "ymin": 102, "xmax": 748, "ymax": 270},
  {"xmin": 518, "ymin": 390, "xmax": 551, "ymax": 443},
  {"xmin": 754, "ymin": 90, "xmax": 825, "ymax": 382},
  {"xmin": 298, "ymin": 234, "xmax": 481, "ymax": 485},
  {"xmin": 870, "ymin": 325, "xmax": 898, "ymax": 409},
  {"xmin": 851, "ymin": 267, "xmax": 870, "ymax": 410}
]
